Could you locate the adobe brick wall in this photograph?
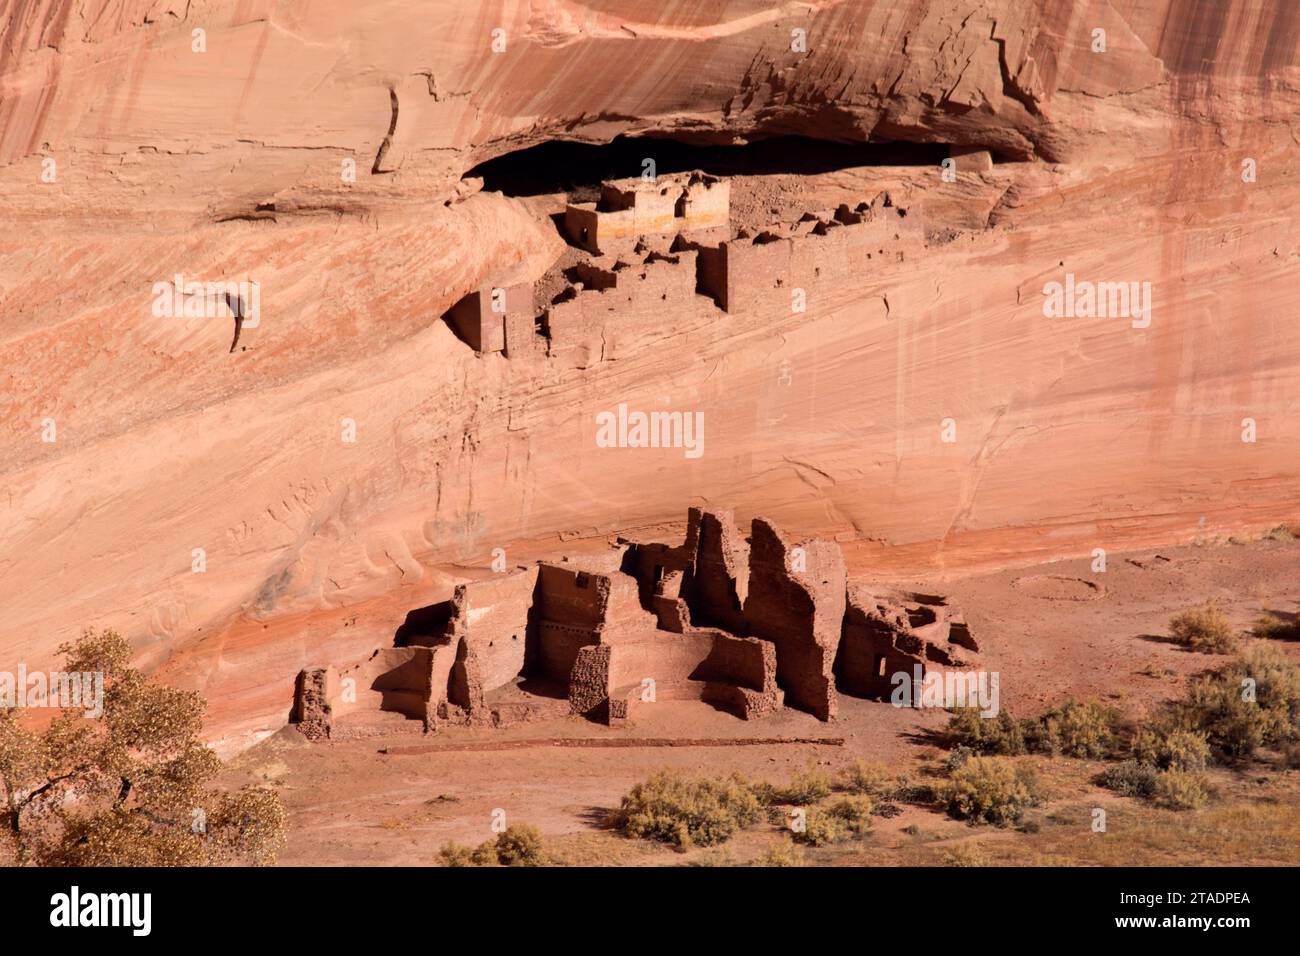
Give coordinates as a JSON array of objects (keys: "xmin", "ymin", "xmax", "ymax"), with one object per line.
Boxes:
[
  {"xmin": 742, "ymin": 517, "xmax": 847, "ymax": 720},
  {"xmin": 709, "ymin": 235, "xmax": 793, "ymax": 313},
  {"xmin": 539, "ymin": 621, "xmax": 599, "ymax": 681},
  {"xmin": 367, "ymin": 648, "xmax": 435, "ymax": 721},
  {"xmin": 444, "ymin": 282, "xmax": 532, "ymax": 353},
  {"xmin": 543, "ymin": 248, "xmax": 706, "ymax": 365},
  {"xmin": 295, "ymin": 647, "xmax": 438, "ymax": 735},
  {"xmin": 533, "ymin": 563, "xmax": 653, "ymax": 679},
  {"xmin": 607, "ymin": 629, "xmax": 717, "ymax": 689},
  {"xmin": 444, "ymin": 567, "xmax": 538, "ymax": 691},
  {"xmin": 569, "ymin": 643, "xmax": 612, "ymax": 720},
  {"xmin": 835, "ymin": 586, "xmax": 982, "ymax": 698},
  {"xmin": 292, "ymin": 665, "xmax": 337, "ymax": 740},
  {"xmin": 564, "ymin": 172, "xmax": 729, "ymax": 256},
  {"xmin": 836, "ymin": 591, "xmax": 926, "ymax": 700},
  {"xmin": 535, "ymin": 563, "xmax": 614, "ymax": 628},
  {"xmin": 696, "ymin": 631, "xmax": 782, "ymax": 719},
  {"xmin": 698, "ymin": 631, "xmax": 769, "ymax": 690},
  {"xmin": 503, "ymin": 311, "xmax": 545, "ymax": 361},
  {"xmin": 684, "ymin": 506, "xmax": 748, "ymax": 633},
  {"xmin": 704, "ymin": 194, "xmax": 925, "ymax": 314}
]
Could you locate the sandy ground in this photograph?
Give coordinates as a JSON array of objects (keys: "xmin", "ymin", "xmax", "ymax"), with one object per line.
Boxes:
[{"xmin": 222, "ymin": 533, "xmax": 1300, "ymax": 866}]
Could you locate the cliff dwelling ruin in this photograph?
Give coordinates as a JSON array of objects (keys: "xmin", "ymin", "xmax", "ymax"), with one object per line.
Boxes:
[
  {"xmin": 442, "ymin": 163, "xmax": 928, "ymax": 368},
  {"xmin": 292, "ymin": 508, "xmax": 979, "ymax": 740}
]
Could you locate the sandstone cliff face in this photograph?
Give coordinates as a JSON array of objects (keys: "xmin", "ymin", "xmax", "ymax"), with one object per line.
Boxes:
[{"xmin": 2, "ymin": 1, "xmax": 1297, "ymax": 750}]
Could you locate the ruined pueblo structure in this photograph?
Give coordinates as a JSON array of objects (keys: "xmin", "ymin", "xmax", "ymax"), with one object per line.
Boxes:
[
  {"xmin": 293, "ymin": 508, "xmax": 977, "ymax": 740},
  {"xmin": 444, "ymin": 172, "xmax": 922, "ymax": 368}
]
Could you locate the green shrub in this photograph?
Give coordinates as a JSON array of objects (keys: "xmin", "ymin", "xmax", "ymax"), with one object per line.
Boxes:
[
  {"xmin": 1029, "ymin": 699, "xmax": 1120, "ymax": 758},
  {"xmin": 838, "ymin": 759, "xmax": 893, "ymax": 796},
  {"xmin": 949, "ymin": 700, "xmax": 1118, "ymax": 760},
  {"xmin": 612, "ymin": 772, "xmax": 762, "ymax": 849},
  {"xmin": 1168, "ymin": 601, "xmax": 1238, "ymax": 653},
  {"xmin": 1097, "ymin": 760, "xmax": 1159, "ymax": 798},
  {"xmin": 826, "ymin": 796, "xmax": 874, "ymax": 836},
  {"xmin": 1152, "ymin": 770, "xmax": 1208, "ymax": 810},
  {"xmin": 1178, "ymin": 677, "xmax": 1267, "ymax": 762},
  {"xmin": 895, "ymin": 781, "xmax": 940, "ymax": 805},
  {"xmin": 945, "ymin": 708, "xmax": 1027, "ymax": 755},
  {"xmin": 1131, "ymin": 724, "xmax": 1210, "ymax": 772},
  {"xmin": 1237, "ymin": 645, "xmax": 1300, "ymax": 735},
  {"xmin": 942, "ymin": 757, "xmax": 1041, "ymax": 827}
]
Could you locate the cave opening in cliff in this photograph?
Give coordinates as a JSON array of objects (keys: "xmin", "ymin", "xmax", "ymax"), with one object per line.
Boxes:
[{"xmin": 464, "ymin": 134, "xmax": 953, "ymax": 198}]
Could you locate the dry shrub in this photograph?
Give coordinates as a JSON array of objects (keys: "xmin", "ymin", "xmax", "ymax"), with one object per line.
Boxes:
[
  {"xmin": 1279, "ymin": 743, "xmax": 1300, "ymax": 770},
  {"xmin": 438, "ymin": 824, "xmax": 548, "ymax": 867},
  {"xmin": 1152, "ymin": 770, "xmax": 1209, "ymax": 811},
  {"xmin": 1029, "ymin": 699, "xmax": 1120, "ymax": 759},
  {"xmin": 1131, "ymin": 724, "xmax": 1210, "ymax": 773},
  {"xmin": 946, "ymin": 700, "xmax": 1118, "ymax": 760},
  {"xmin": 792, "ymin": 807, "xmax": 846, "ymax": 846},
  {"xmin": 942, "ymin": 757, "xmax": 1041, "ymax": 827},
  {"xmin": 838, "ymin": 759, "xmax": 894, "ymax": 796},
  {"xmin": 940, "ymin": 842, "xmax": 991, "ymax": 866},
  {"xmin": 826, "ymin": 796, "xmax": 874, "ymax": 836},
  {"xmin": 1175, "ymin": 645, "xmax": 1300, "ymax": 762},
  {"xmin": 437, "ymin": 842, "xmax": 479, "ymax": 867},
  {"xmin": 1169, "ymin": 601, "xmax": 1238, "ymax": 653},
  {"xmin": 1253, "ymin": 613, "xmax": 1300, "ymax": 642},
  {"xmin": 945, "ymin": 708, "xmax": 1027, "ymax": 755},
  {"xmin": 778, "ymin": 767, "xmax": 833, "ymax": 805},
  {"xmin": 686, "ymin": 849, "xmax": 734, "ymax": 867},
  {"xmin": 753, "ymin": 839, "xmax": 805, "ymax": 867},
  {"xmin": 612, "ymin": 771, "xmax": 761, "ymax": 849}
]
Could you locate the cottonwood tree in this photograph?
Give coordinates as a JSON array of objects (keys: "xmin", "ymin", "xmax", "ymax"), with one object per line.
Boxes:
[{"xmin": 0, "ymin": 629, "xmax": 285, "ymax": 866}]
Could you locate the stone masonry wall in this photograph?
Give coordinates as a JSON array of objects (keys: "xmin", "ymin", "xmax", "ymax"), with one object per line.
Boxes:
[{"xmin": 742, "ymin": 517, "xmax": 847, "ymax": 720}]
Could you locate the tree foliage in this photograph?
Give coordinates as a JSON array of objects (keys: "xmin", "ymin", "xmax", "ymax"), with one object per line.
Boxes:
[{"xmin": 0, "ymin": 629, "xmax": 285, "ymax": 866}]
